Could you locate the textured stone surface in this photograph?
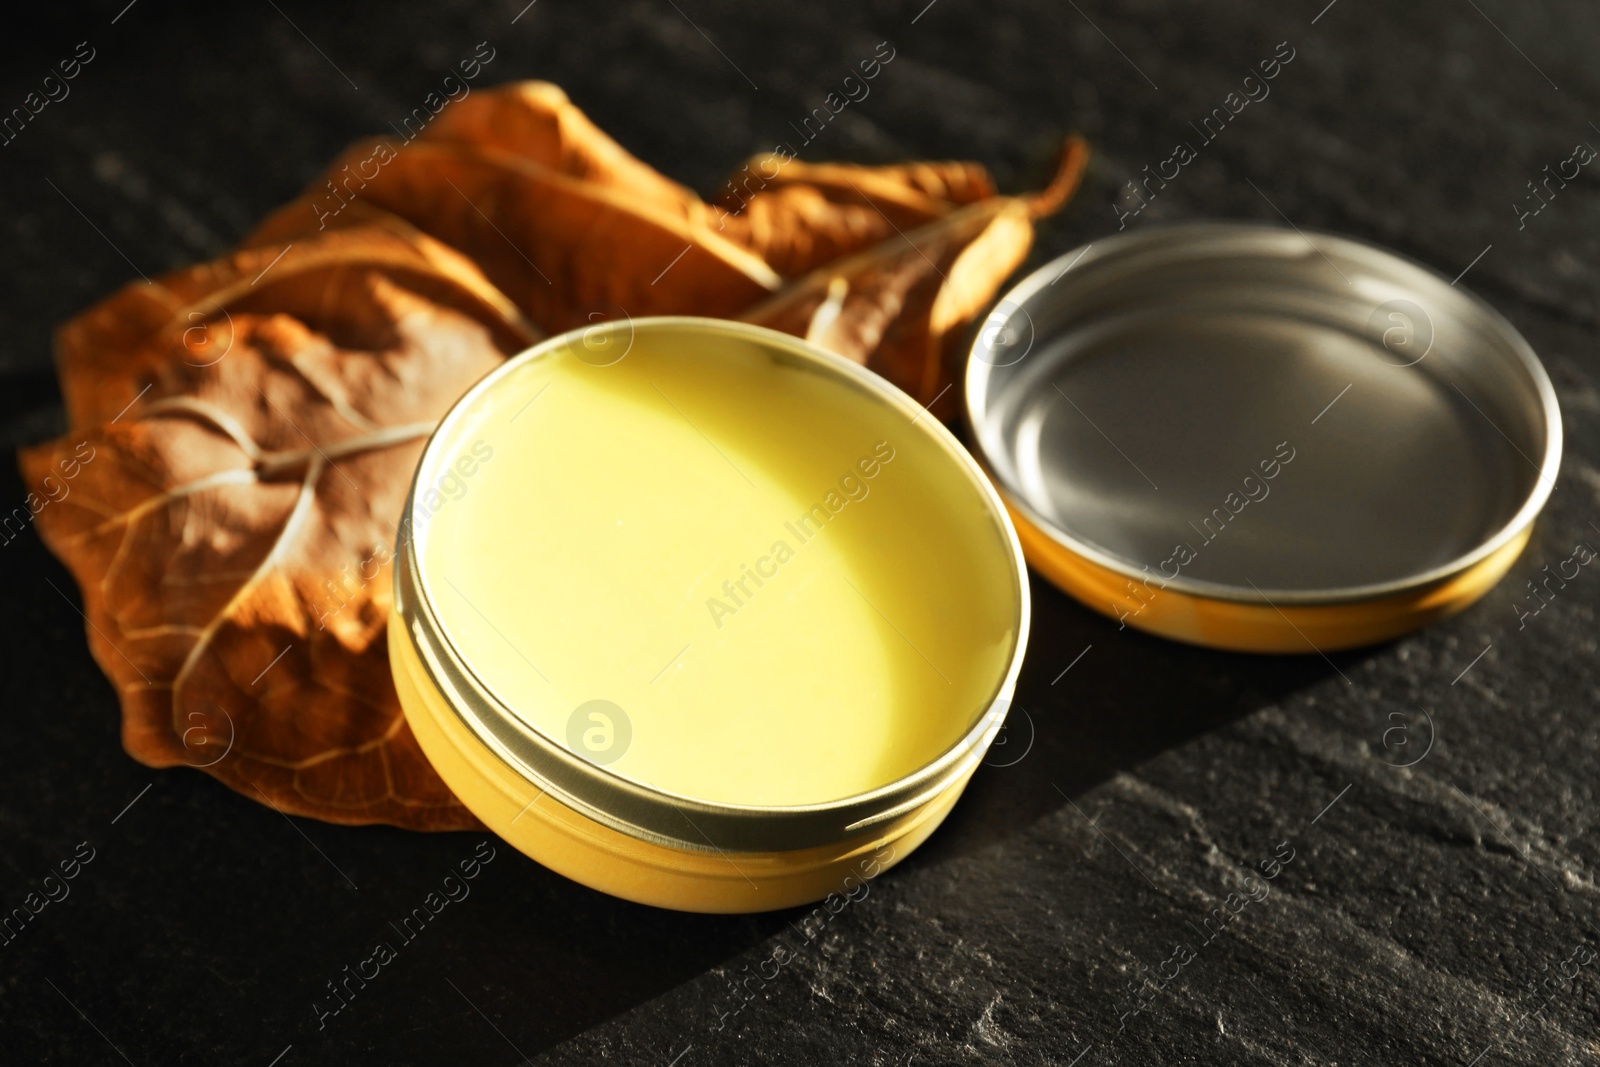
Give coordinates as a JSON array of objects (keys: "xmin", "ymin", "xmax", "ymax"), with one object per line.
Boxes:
[{"xmin": 3, "ymin": 1, "xmax": 1599, "ymax": 1064}]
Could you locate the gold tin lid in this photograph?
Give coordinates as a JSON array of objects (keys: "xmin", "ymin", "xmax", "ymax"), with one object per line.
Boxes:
[
  {"xmin": 965, "ymin": 223, "xmax": 1561, "ymax": 653},
  {"xmin": 393, "ymin": 318, "xmax": 1030, "ymax": 854}
]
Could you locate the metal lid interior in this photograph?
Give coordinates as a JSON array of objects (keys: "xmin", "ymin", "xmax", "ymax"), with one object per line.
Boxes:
[{"xmin": 966, "ymin": 223, "xmax": 1562, "ymax": 607}]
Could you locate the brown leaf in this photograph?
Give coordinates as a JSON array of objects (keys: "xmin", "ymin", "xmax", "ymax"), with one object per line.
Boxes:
[
  {"xmin": 722, "ymin": 155, "xmax": 997, "ymax": 213},
  {"xmin": 701, "ymin": 156, "xmax": 996, "ymax": 278},
  {"xmin": 252, "ymin": 137, "xmax": 780, "ymax": 334},
  {"xmin": 345, "ymin": 82, "xmax": 1000, "ymax": 282},
  {"xmin": 744, "ymin": 136, "xmax": 1089, "ymax": 419},
  {"xmin": 420, "ymin": 81, "xmax": 707, "ymax": 218},
  {"xmin": 57, "ymin": 216, "xmax": 534, "ymax": 429},
  {"xmin": 23, "ymin": 225, "xmax": 536, "ymax": 828},
  {"xmin": 416, "ymin": 80, "xmax": 982, "ymax": 275}
]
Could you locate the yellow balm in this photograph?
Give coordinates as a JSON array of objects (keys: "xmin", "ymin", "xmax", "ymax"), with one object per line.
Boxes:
[{"xmin": 391, "ymin": 318, "xmax": 1028, "ymax": 912}]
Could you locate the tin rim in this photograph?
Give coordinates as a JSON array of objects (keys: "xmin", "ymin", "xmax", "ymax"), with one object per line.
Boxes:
[
  {"xmin": 394, "ymin": 317, "xmax": 1031, "ymax": 854},
  {"xmin": 965, "ymin": 222, "xmax": 1563, "ymax": 608}
]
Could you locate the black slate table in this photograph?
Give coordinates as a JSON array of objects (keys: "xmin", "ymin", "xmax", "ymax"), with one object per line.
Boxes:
[{"xmin": 4, "ymin": 2, "xmax": 1599, "ymax": 1064}]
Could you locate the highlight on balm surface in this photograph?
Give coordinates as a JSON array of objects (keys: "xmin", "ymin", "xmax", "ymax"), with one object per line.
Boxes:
[{"xmin": 412, "ymin": 321, "xmax": 1021, "ymax": 808}]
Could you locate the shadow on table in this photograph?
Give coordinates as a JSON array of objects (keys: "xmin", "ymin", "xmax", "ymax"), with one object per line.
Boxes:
[{"xmin": 921, "ymin": 570, "xmax": 1353, "ymax": 870}]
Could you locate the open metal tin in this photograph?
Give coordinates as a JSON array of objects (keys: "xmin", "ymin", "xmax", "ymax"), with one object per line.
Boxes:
[
  {"xmin": 390, "ymin": 318, "xmax": 1029, "ymax": 912},
  {"xmin": 966, "ymin": 223, "xmax": 1562, "ymax": 653}
]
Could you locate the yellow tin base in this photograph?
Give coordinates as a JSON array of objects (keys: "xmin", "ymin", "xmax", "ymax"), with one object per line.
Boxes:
[
  {"xmin": 390, "ymin": 621, "xmax": 973, "ymax": 912},
  {"xmin": 1011, "ymin": 506, "xmax": 1533, "ymax": 654}
]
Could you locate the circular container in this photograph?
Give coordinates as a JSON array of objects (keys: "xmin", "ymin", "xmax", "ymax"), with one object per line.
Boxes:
[
  {"xmin": 966, "ymin": 223, "xmax": 1561, "ymax": 653},
  {"xmin": 390, "ymin": 318, "xmax": 1028, "ymax": 912}
]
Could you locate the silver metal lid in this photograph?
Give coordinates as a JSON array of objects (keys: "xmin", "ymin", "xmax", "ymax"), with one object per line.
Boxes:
[{"xmin": 967, "ymin": 223, "xmax": 1561, "ymax": 609}]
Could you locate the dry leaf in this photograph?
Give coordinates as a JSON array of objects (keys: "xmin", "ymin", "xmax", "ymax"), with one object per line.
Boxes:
[
  {"xmin": 732, "ymin": 153, "xmax": 998, "ymax": 209},
  {"xmin": 251, "ymin": 138, "xmax": 780, "ymax": 334},
  {"xmin": 744, "ymin": 136, "xmax": 1089, "ymax": 419},
  {"xmin": 23, "ymin": 82, "xmax": 1087, "ymax": 828},
  {"xmin": 704, "ymin": 157, "xmax": 983, "ymax": 278},
  {"xmin": 418, "ymin": 82, "xmax": 995, "ymax": 277},
  {"xmin": 58, "ymin": 215, "xmax": 534, "ymax": 430},
  {"xmin": 711, "ymin": 184, "xmax": 941, "ymax": 279},
  {"xmin": 23, "ymin": 225, "xmax": 535, "ymax": 827},
  {"xmin": 421, "ymin": 81, "xmax": 708, "ymax": 219}
]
